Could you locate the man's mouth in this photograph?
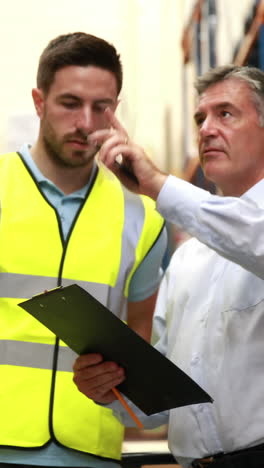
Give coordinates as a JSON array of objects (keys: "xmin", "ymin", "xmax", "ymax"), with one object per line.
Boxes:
[
  {"xmin": 202, "ymin": 147, "xmax": 224, "ymax": 157},
  {"xmin": 203, "ymin": 146, "xmax": 221, "ymax": 152},
  {"xmin": 65, "ymin": 138, "xmax": 89, "ymax": 147}
]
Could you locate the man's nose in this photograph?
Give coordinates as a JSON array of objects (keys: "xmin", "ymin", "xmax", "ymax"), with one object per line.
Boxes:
[
  {"xmin": 76, "ymin": 107, "xmax": 94, "ymax": 132},
  {"xmin": 199, "ymin": 116, "xmax": 218, "ymax": 138}
]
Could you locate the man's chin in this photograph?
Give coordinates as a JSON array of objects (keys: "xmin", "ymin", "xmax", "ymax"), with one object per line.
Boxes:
[
  {"xmin": 62, "ymin": 151, "xmax": 96, "ymax": 168},
  {"xmin": 202, "ymin": 163, "xmax": 223, "ymax": 185}
]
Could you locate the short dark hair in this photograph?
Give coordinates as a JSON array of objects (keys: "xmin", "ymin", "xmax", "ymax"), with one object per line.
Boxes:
[
  {"xmin": 195, "ymin": 64, "xmax": 264, "ymax": 126},
  {"xmin": 36, "ymin": 32, "xmax": 123, "ymax": 95}
]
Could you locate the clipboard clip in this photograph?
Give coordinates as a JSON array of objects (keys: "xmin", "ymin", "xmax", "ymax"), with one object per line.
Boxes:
[{"xmin": 32, "ymin": 286, "xmax": 63, "ymax": 298}]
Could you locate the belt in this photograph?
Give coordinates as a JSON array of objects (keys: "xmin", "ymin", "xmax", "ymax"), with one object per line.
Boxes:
[{"xmin": 191, "ymin": 442, "xmax": 264, "ymax": 468}]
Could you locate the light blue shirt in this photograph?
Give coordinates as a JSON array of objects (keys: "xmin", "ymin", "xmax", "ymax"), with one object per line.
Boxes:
[{"xmin": 0, "ymin": 144, "xmax": 167, "ymax": 467}]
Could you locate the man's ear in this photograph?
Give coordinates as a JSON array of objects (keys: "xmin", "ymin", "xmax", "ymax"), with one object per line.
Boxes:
[{"xmin": 32, "ymin": 88, "xmax": 45, "ymax": 118}]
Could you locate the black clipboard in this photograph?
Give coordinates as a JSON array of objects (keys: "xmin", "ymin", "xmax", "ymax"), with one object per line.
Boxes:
[{"xmin": 18, "ymin": 284, "xmax": 213, "ymax": 415}]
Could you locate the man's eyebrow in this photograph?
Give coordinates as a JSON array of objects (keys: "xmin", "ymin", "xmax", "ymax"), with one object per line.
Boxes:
[
  {"xmin": 93, "ymin": 98, "xmax": 116, "ymax": 105},
  {"xmin": 213, "ymin": 101, "xmax": 235, "ymax": 110},
  {"xmin": 57, "ymin": 93, "xmax": 81, "ymax": 101},
  {"xmin": 57, "ymin": 93, "xmax": 115, "ymax": 105}
]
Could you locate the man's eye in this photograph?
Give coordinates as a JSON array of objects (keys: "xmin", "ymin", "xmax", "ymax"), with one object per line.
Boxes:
[
  {"xmin": 94, "ymin": 105, "xmax": 107, "ymax": 113},
  {"xmin": 195, "ymin": 117, "xmax": 204, "ymax": 127},
  {"xmin": 61, "ymin": 101, "xmax": 79, "ymax": 109},
  {"xmin": 221, "ymin": 110, "xmax": 231, "ymax": 118}
]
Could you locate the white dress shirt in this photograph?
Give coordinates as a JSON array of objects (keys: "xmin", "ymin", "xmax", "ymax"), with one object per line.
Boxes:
[{"xmin": 110, "ymin": 176, "xmax": 264, "ymax": 468}]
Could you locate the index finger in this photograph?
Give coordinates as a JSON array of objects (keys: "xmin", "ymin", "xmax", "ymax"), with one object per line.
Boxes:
[
  {"xmin": 73, "ymin": 353, "xmax": 103, "ymax": 371},
  {"xmin": 104, "ymin": 107, "xmax": 126, "ymax": 133}
]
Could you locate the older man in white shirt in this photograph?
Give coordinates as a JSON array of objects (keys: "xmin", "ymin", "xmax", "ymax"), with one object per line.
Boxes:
[{"xmin": 73, "ymin": 65, "xmax": 264, "ymax": 468}]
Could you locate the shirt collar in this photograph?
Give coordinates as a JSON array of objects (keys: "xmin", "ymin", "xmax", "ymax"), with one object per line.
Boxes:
[
  {"xmin": 19, "ymin": 143, "xmax": 97, "ymax": 198},
  {"xmin": 241, "ymin": 178, "xmax": 264, "ymax": 202}
]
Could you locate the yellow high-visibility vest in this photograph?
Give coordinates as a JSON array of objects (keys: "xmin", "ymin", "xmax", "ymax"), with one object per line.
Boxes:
[{"xmin": 0, "ymin": 152, "xmax": 164, "ymax": 460}]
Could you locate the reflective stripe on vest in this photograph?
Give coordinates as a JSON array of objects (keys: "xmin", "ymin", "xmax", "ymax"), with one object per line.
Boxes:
[
  {"xmin": 0, "ymin": 273, "xmax": 106, "ymax": 300},
  {"xmin": 0, "ymin": 340, "xmax": 76, "ymax": 372}
]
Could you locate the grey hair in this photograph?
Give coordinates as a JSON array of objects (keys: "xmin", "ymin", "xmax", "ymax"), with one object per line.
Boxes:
[{"xmin": 194, "ymin": 65, "xmax": 264, "ymax": 126}]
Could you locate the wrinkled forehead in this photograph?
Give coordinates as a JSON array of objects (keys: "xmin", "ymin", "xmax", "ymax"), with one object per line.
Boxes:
[{"xmin": 195, "ymin": 78, "xmax": 253, "ymax": 113}]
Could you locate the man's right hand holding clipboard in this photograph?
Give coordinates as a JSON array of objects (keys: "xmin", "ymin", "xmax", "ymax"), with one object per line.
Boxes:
[
  {"xmin": 73, "ymin": 352, "xmax": 146, "ymax": 429},
  {"xmin": 73, "ymin": 353, "xmax": 125, "ymax": 405}
]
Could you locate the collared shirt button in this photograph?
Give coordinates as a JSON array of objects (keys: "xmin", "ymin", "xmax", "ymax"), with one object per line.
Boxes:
[{"xmin": 191, "ymin": 356, "xmax": 200, "ymax": 365}]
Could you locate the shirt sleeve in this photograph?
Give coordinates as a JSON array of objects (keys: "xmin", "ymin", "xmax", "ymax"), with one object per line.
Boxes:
[
  {"xmin": 156, "ymin": 175, "xmax": 264, "ymax": 279},
  {"xmin": 106, "ymin": 399, "xmax": 169, "ymax": 429},
  {"xmin": 127, "ymin": 226, "xmax": 168, "ymax": 302}
]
